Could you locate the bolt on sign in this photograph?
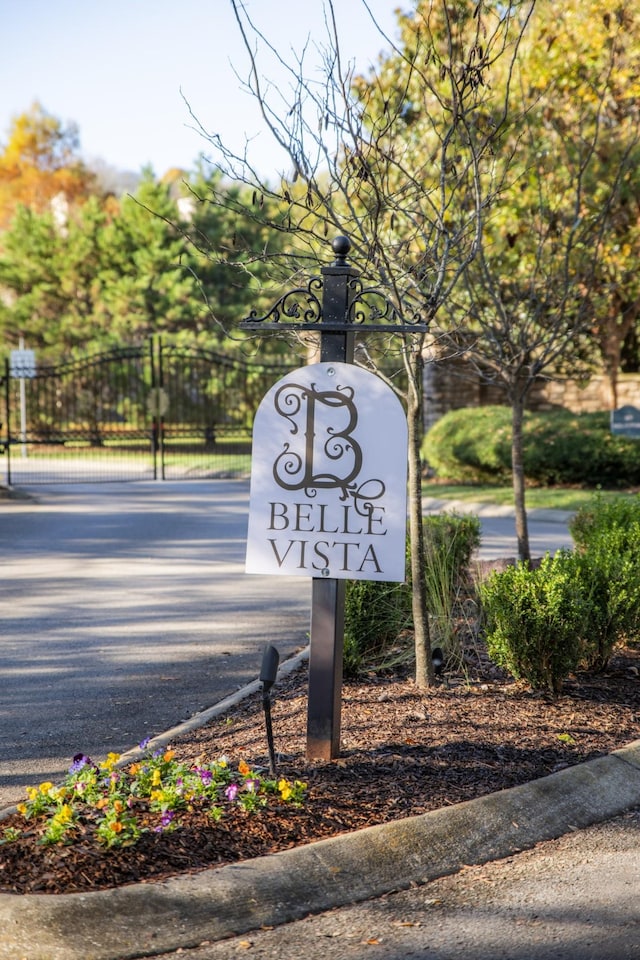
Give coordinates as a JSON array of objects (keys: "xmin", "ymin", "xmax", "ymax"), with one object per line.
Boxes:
[{"xmin": 246, "ymin": 362, "xmax": 408, "ymax": 582}]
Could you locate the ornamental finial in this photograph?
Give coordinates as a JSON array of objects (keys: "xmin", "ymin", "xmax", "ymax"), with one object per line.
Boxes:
[{"xmin": 331, "ymin": 235, "xmax": 351, "ymax": 265}]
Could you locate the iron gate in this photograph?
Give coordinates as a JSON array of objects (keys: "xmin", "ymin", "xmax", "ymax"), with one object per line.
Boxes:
[{"xmin": 0, "ymin": 339, "xmax": 295, "ymax": 484}]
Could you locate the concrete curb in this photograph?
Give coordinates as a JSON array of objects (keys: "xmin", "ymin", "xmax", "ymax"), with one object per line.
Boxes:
[{"xmin": 1, "ymin": 741, "xmax": 639, "ymax": 960}]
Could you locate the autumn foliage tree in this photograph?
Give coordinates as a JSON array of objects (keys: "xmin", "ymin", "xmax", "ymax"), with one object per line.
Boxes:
[
  {"xmin": 434, "ymin": 0, "xmax": 640, "ymax": 560},
  {"xmin": 0, "ymin": 103, "xmax": 97, "ymax": 229},
  {"xmin": 514, "ymin": 0, "xmax": 640, "ymax": 412}
]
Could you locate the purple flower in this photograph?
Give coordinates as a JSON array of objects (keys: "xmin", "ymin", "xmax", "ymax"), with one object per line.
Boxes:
[
  {"xmin": 138, "ymin": 737, "xmax": 151, "ymax": 751},
  {"xmin": 198, "ymin": 769, "xmax": 213, "ymax": 786},
  {"xmin": 154, "ymin": 810, "xmax": 175, "ymax": 832},
  {"xmin": 245, "ymin": 779, "xmax": 260, "ymax": 794},
  {"xmin": 68, "ymin": 754, "xmax": 92, "ymax": 774},
  {"xmin": 225, "ymin": 783, "xmax": 239, "ymax": 802}
]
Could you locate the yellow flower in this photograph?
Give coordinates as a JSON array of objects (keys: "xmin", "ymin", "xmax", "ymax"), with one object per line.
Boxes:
[
  {"xmin": 39, "ymin": 781, "xmax": 54, "ymax": 795},
  {"xmin": 16, "ymin": 803, "xmax": 27, "ymax": 816},
  {"xmin": 152, "ymin": 769, "xmax": 162, "ymax": 787},
  {"xmin": 26, "ymin": 787, "xmax": 38, "ymax": 801},
  {"xmin": 56, "ymin": 804, "xmax": 74, "ymax": 824},
  {"xmin": 278, "ymin": 779, "xmax": 292, "ymax": 801},
  {"xmin": 150, "ymin": 789, "xmax": 164, "ymax": 804},
  {"xmin": 100, "ymin": 752, "xmax": 121, "ymax": 772}
]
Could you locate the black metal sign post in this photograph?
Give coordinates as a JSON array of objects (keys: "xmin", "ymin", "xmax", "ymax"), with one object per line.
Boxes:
[
  {"xmin": 241, "ymin": 236, "xmax": 426, "ymax": 762},
  {"xmin": 306, "ymin": 240, "xmax": 356, "ymax": 760}
]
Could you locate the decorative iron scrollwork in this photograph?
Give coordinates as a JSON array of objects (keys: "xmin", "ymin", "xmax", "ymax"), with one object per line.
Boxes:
[
  {"xmin": 241, "ymin": 277, "xmax": 427, "ymax": 332},
  {"xmin": 242, "ymin": 278, "xmax": 323, "ymax": 328},
  {"xmin": 240, "ymin": 236, "xmax": 428, "ymax": 333},
  {"xmin": 347, "ymin": 278, "xmax": 427, "ymax": 329}
]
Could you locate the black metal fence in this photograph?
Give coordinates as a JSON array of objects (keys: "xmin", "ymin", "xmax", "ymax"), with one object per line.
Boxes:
[{"xmin": 0, "ymin": 339, "xmax": 295, "ymax": 484}]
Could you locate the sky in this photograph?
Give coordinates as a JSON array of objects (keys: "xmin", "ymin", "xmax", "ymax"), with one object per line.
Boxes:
[{"xmin": 0, "ymin": 0, "xmax": 402, "ymax": 180}]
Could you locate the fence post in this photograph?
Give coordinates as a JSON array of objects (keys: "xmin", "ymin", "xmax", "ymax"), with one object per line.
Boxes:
[
  {"xmin": 157, "ymin": 338, "xmax": 166, "ymax": 481},
  {"xmin": 149, "ymin": 336, "xmax": 158, "ymax": 480},
  {"xmin": 3, "ymin": 358, "xmax": 10, "ymax": 486}
]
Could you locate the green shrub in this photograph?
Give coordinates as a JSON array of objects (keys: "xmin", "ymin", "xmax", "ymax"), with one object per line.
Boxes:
[
  {"xmin": 570, "ymin": 492, "xmax": 640, "ymax": 549},
  {"xmin": 479, "ymin": 552, "xmax": 589, "ymax": 694},
  {"xmin": 569, "ymin": 493, "xmax": 640, "ymax": 668},
  {"xmin": 573, "ymin": 536, "xmax": 640, "ymax": 670},
  {"xmin": 423, "ymin": 407, "xmax": 640, "ymax": 487},
  {"xmin": 422, "ymin": 407, "xmax": 512, "ymax": 483}
]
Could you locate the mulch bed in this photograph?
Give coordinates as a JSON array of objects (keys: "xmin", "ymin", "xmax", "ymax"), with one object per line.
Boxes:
[{"xmin": 1, "ymin": 638, "xmax": 639, "ymax": 896}]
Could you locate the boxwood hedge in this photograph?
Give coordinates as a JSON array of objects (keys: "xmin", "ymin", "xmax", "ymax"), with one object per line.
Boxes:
[{"xmin": 422, "ymin": 406, "xmax": 640, "ymax": 487}]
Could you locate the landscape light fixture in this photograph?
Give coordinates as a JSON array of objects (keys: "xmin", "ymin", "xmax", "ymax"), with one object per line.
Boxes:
[
  {"xmin": 259, "ymin": 644, "xmax": 280, "ymax": 775},
  {"xmin": 432, "ymin": 646, "xmax": 444, "ymax": 678}
]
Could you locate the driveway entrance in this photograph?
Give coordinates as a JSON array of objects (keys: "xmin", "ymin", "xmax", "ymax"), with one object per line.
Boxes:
[{"xmin": 0, "ymin": 480, "xmax": 310, "ymax": 808}]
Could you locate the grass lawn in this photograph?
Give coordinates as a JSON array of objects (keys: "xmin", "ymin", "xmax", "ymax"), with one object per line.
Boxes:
[{"xmin": 422, "ymin": 482, "xmax": 639, "ymax": 513}]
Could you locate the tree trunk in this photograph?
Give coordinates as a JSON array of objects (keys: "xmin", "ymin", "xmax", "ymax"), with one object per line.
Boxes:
[
  {"xmin": 511, "ymin": 393, "xmax": 531, "ymax": 562},
  {"xmin": 601, "ymin": 330, "xmax": 622, "ymax": 412},
  {"xmin": 599, "ymin": 296, "xmax": 640, "ymax": 412},
  {"xmin": 407, "ymin": 347, "xmax": 434, "ymax": 689}
]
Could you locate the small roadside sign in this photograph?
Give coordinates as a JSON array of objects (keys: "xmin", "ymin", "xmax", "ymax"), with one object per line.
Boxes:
[
  {"xmin": 10, "ymin": 349, "xmax": 37, "ymax": 378},
  {"xmin": 147, "ymin": 387, "xmax": 169, "ymax": 417},
  {"xmin": 246, "ymin": 361, "xmax": 408, "ymax": 582},
  {"xmin": 611, "ymin": 405, "xmax": 640, "ymax": 438}
]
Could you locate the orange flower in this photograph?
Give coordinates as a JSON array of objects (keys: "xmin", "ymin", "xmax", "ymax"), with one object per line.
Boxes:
[{"xmin": 238, "ymin": 760, "xmax": 251, "ymax": 776}]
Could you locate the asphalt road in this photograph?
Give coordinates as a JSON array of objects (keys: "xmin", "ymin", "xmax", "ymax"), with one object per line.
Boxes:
[
  {"xmin": 0, "ymin": 481, "xmax": 311, "ymax": 807},
  {"xmin": 0, "ymin": 481, "xmax": 573, "ymax": 809},
  {"xmin": 472, "ymin": 510, "xmax": 573, "ymax": 560}
]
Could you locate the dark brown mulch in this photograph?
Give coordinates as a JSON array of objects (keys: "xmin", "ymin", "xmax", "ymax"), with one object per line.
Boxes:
[{"xmin": 1, "ymin": 640, "xmax": 639, "ymax": 896}]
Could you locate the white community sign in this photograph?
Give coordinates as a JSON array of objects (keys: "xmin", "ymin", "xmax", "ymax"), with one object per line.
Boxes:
[{"xmin": 246, "ymin": 362, "xmax": 408, "ymax": 582}]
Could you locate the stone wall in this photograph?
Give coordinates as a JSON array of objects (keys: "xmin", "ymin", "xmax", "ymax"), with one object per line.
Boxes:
[{"xmin": 424, "ymin": 358, "xmax": 640, "ymax": 429}]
